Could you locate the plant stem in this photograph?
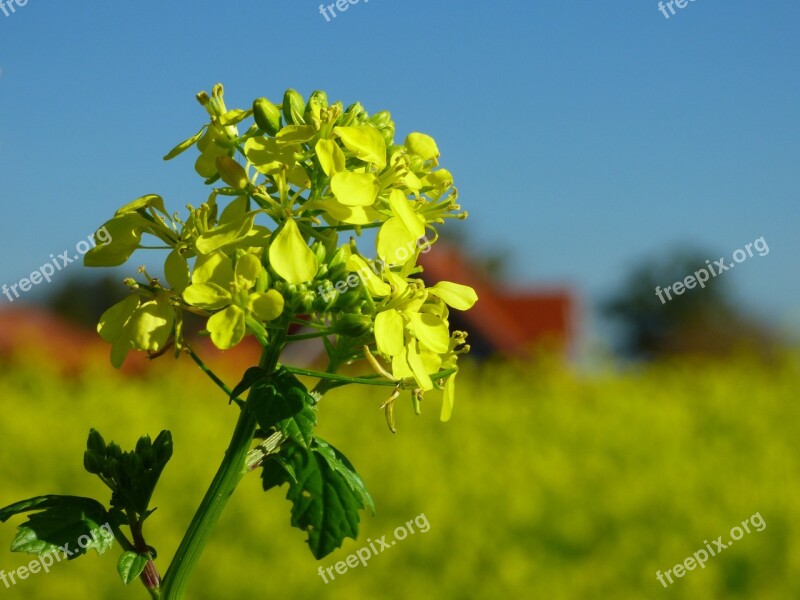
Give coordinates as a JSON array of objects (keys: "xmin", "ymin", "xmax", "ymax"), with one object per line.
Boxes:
[{"xmin": 159, "ymin": 330, "xmax": 286, "ymax": 599}]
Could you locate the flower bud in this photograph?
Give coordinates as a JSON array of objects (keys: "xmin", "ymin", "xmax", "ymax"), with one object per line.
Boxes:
[
  {"xmin": 305, "ymin": 90, "xmax": 329, "ymax": 122},
  {"xmin": 340, "ymin": 102, "xmax": 367, "ymax": 127},
  {"xmin": 215, "ymin": 156, "xmax": 249, "ymax": 189},
  {"xmin": 333, "ymin": 314, "xmax": 373, "ymax": 337},
  {"xmin": 253, "ymin": 97, "xmax": 282, "ymax": 136},
  {"xmin": 312, "ymin": 241, "xmax": 327, "ymax": 265},
  {"xmin": 371, "ymin": 111, "xmax": 395, "ymax": 146},
  {"xmin": 83, "ymin": 451, "xmax": 105, "ymax": 475},
  {"xmin": 282, "ymin": 89, "xmax": 306, "ymax": 126},
  {"xmin": 329, "ymin": 245, "xmax": 350, "ymax": 268},
  {"xmin": 87, "ymin": 429, "xmax": 106, "ymax": 455}
]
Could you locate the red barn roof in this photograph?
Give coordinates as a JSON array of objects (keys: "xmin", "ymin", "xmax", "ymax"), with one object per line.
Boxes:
[{"xmin": 418, "ymin": 245, "xmax": 575, "ymax": 357}]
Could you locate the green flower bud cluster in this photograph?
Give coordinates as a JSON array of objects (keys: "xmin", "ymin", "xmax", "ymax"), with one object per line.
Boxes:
[{"xmin": 84, "ymin": 429, "xmax": 173, "ymax": 517}]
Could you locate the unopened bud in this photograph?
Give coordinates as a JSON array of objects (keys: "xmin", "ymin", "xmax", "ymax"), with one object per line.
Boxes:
[
  {"xmin": 253, "ymin": 97, "xmax": 282, "ymax": 136},
  {"xmin": 282, "ymin": 89, "xmax": 306, "ymax": 126}
]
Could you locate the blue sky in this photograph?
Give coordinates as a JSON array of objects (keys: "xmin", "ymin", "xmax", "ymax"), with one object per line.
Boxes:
[{"xmin": 1, "ymin": 1, "xmax": 798, "ymax": 337}]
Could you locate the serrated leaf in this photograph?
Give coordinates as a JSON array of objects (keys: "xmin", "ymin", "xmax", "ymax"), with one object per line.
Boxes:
[
  {"xmin": 117, "ymin": 551, "xmax": 149, "ymax": 585},
  {"xmin": 0, "ymin": 495, "xmax": 112, "ymax": 559},
  {"xmin": 313, "ymin": 438, "xmax": 375, "ymax": 514},
  {"xmin": 260, "ymin": 455, "xmax": 297, "ymax": 491},
  {"xmin": 229, "ymin": 366, "xmax": 268, "ymax": 404},
  {"xmin": 271, "ymin": 441, "xmax": 371, "ymax": 559},
  {"xmin": 252, "ymin": 369, "xmax": 317, "ymax": 448}
]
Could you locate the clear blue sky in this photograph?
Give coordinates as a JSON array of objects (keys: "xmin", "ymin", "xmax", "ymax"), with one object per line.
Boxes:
[{"xmin": 1, "ymin": 1, "xmax": 798, "ymax": 336}]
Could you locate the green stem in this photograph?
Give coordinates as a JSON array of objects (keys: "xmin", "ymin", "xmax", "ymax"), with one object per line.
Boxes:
[
  {"xmin": 160, "ymin": 330, "xmax": 287, "ymax": 599},
  {"xmin": 283, "ymin": 366, "xmax": 457, "ymax": 388},
  {"xmin": 184, "ymin": 346, "xmax": 244, "ymax": 408}
]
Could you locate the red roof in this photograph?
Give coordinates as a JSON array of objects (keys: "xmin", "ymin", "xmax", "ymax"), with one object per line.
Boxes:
[{"xmin": 418, "ymin": 245, "xmax": 574, "ymax": 357}]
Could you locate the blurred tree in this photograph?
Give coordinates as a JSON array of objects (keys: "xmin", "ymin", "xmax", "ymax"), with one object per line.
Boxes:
[
  {"xmin": 45, "ymin": 275, "xmax": 129, "ymax": 329},
  {"xmin": 602, "ymin": 250, "xmax": 779, "ymax": 360},
  {"xmin": 434, "ymin": 225, "xmax": 512, "ymax": 280}
]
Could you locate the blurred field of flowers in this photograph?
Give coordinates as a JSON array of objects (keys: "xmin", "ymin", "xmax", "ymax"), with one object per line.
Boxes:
[{"xmin": 1, "ymin": 346, "xmax": 798, "ymax": 599}]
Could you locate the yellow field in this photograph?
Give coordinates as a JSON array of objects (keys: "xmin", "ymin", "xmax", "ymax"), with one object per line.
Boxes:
[{"xmin": 0, "ymin": 352, "xmax": 798, "ymax": 599}]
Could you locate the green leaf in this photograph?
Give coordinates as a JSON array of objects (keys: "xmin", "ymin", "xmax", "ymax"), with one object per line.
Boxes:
[
  {"xmin": 260, "ymin": 455, "xmax": 297, "ymax": 491},
  {"xmin": 117, "ymin": 551, "xmax": 149, "ymax": 585},
  {"xmin": 265, "ymin": 440, "xmax": 372, "ymax": 559},
  {"xmin": 0, "ymin": 495, "xmax": 113, "ymax": 559},
  {"xmin": 229, "ymin": 366, "xmax": 268, "ymax": 403},
  {"xmin": 313, "ymin": 438, "xmax": 375, "ymax": 514},
  {"xmin": 252, "ymin": 368, "xmax": 317, "ymax": 448}
]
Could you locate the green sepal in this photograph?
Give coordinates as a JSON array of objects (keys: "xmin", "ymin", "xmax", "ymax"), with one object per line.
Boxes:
[{"xmin": 163, "ymin": 125, "xmax": 207, "ymax": 160}]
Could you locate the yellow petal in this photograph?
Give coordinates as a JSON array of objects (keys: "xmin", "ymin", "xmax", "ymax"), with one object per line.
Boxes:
[
  {"xmin": 346, "ymin": 255, "xmax": 391, "ymax": 296},
  {"xmin": 207, "ymin": 305, "xmax": 246, "ymax": 349},
  {"xmin": 268, "ymin": 219, "xmax": 318, "ymax": 284},
  {"xmin": 334, "ymin": 126, "xmax": 386, "ymax": 169},
  {"xmin": 182, "ymin": 283, "xmax": 232, "ymax": 310},
  {"xmin": 192, "ymin": 252, "xmax": 234, "ymax": 287},
  {"xmin": 409, "ymin": 312, "xmax": 449, "ymax": 354},
  {"xmin": 243, "ymin": 136, "xmax": 295, "ymax": 175},
  {"xmin": 128, "ymin": 300, "xmax": 174, "ymax": 352},
  {"xmin": 331, "ymin": 171, "xmax": 380, "ymax": 207},
  {"xmin": 374, "ymin": 309, "xmax": 405, "ymax": 356},
  {"xmin": 429, "ymin": 281, "xmax": 478, "ymax": 310},
  {"xmin": 97, "ymin": 295, "xmax": 140, "ymax": 342},
  {"xmin": 405, "ymin": 132, "xmax": 440, "ymax": 162},
  {"xmin": 406, "ymin": 340, "xmax": 434, "ymax": 391},
  {"xmin": 440, "ymin": 374, "xmax": 456, "ymax": 422},
  {"xmin": 377, "ymin": 217, "xmax": 417, "ymax": 265},
  {"xmin": 391, "ymin": 347, "xmax": 415, "ymax": 380},
  {"xmin": 235, "ymin": 253, "xmax": 262, "ymax": 289},
  {"xmin": 388, "ymin": 189, "xmax": 425, "ymax": 239},
  {"xmin": 248, "ymin": 290, "xmax": 285, "ymax": 322},
  {"xmin": 315, "ymin": 198, "xmax": 380, "ymax": 225},
  {"xmin": 315, "ymin": 139, "xmax": 345, "ymax": 175}
]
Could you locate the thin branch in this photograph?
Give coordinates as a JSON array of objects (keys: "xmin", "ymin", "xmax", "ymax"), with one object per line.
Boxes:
[{"xmin": 184, "ymin": 345, "xmax": 244, "ymax": 408}]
